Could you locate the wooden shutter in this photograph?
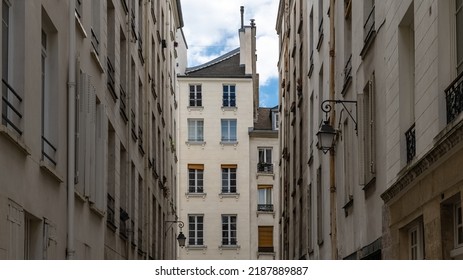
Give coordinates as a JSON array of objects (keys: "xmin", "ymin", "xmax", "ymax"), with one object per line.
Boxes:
[
  {"xmin": 7, "ymin": 200, "xmax": 24, "ymax": 259},
  {"xmin": 357, "ymin": 92, "xmax": 365, "ymax": 186},
  {"xmin": 258, "ymin": 226, "xmax": 273, "ymax": 247},
  {"xmin": 188, "ymin": 164, "xmax": 204, "ymax": 170}
]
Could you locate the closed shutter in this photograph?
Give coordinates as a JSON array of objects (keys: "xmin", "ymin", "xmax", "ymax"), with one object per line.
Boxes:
[
  {"xmin": 357, "ymin": 92, "xmax": 365, "ymax": 185},
  {"xmin": 94, "ymin": 103, "xmax": 107, "ymax": 210},
  {"xmin": 258, "ymin": 226, "xmax": 273, "ymax": 251},
  {"xmin": 7, "ymin": 200, "xmax": 24, "ymax": 259}
]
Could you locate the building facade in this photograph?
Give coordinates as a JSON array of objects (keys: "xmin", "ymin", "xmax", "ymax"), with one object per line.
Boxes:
[
  {"xmin": 177, "ymin": 12, "xmax": 279, "ymax": 259},
  {"xmin": 0, "ymin": 0, "xmax": 184, "ymax": 259},
  {"xmin": 277, "ymin": 0, "xmax": 463, "ymax": 260}
]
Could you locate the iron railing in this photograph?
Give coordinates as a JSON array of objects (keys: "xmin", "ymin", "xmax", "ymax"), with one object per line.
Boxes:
[
  {"xmin": 308, "ymin": 51, "xmax": 314, "ymax": 78},
  {"xmin": 131, "ymin": 109, "xmax": 137, "ymax": 140},
  {"xmin": 445, "ymin": 71, "xmax": 463, "ymax": 123},
  {"xmin": 41, "ymin": 136, "xmax": 57, "ymax": 166},
  {"xmin": 107, "ymin": 194, "xmax": 115, "ymax": 226},
  {"xmin": 75, "ymin": 0, "xmax": 82, "ymax": 18},
  {"xmin": 257, "ymin": 162, "xmax": 274, "ymax": 173},
  {"xmin": 91, "ymin": 28, "xmax": 100, "ymax": 56},
  {"xmin": 405, "ymin": 123, "xmax": 416, "ymax": 163},
  {"xmin": 343, "ymin": 54, "xmax": 352, "ymax": 89},
  {"xmin": 131, "ymin": 9, "xmax": 137, "ymax": 39},
  {"xmin": 258, "ymin": 246, "xmax": 274, "ymax": 253},
  {"xmin": 138, "ymin": 32, "xmax": 144, "ymax": 64},
  {"xmin": 119, "ymin": 85, "xmax": 128, "ymax": 122},
  {"xmin": 2, "ymin": 78, "xmax": 23, "ymax": 135},
  {"xmin": 107, "ymin": 57, "xmax": 117, "ymax": 100},
  {"xmin": 257, "ymin": 204, "xmax": 274, "ymax": 212},
  {"xmin": 363, "ymin": 5, "xmax": 375, "ymax": 43}
]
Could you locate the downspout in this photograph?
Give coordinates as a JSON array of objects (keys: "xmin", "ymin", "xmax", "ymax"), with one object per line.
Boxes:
[
  {"xmin": 251, "ymin": 19, "xmax": 258, "ymax": 122},
  {"xmin": 329, "ymin": 0, "xmax": 338, "ymax": 260},
  {"xmin": 67, "ymin": 0, "xmax": 76, "ymax": 260}
]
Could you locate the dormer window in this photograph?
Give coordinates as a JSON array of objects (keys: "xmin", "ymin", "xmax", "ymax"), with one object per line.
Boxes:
[{"xmin": 272, "ymin": 112, "xmax": 279, "ymax": 130}]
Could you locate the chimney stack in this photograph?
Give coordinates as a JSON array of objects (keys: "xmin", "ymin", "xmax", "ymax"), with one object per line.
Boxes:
[{"xmin": 240, "ymin": 6, "xmax": 244, "ymax": 29}]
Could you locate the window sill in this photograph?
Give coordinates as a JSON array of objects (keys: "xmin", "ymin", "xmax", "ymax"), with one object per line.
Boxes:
[
  {"xmin": 221, "ymin": 106, "xmax": 237, "ymax": 112},
  {"xmin": 360, "ymin": 30, "xmax": 376, "ymax": 59},
  {"xmin": 185, "ymin": 192, "xmax": 207, "ymax": 199},
  {"xmin": 89, "ymin": 202, "xmax": 105, "ymax": 218},
  {"xmin": 219, "ymin": 245, "xmax": 240, "ymax": 251},
  {"xmin": 186, "ymin": 141, "xmax": 206, "ymax": 147},
  {"xmin": 187, "ymin": 106, "xmax": 204, "ymax": 111},
  {"xmin": 256, "ymin": 172, "xmax": 274, "ymax": 179},
  {"xmin": 220, "ymin": 141, "xmax": 238, "ymax": 147},
  {"xmin": 0, "ymin": 125, "xmax": 31, "ymax": 156},
  {"xmin": 91, "ymin": 49, "xmax": 105, "ymax": 73},
  {"xmin": 107, "ymin": 221, "xmax": 117, "ymax": 232},
  {"xmin": 75, "ymin": 13, "xmax": 88, "ymax": 38},
  {"xmin": 186, "ymin": 245, "xmax": 207, "ymax": 251},
  {"xmin": 40, "ymin": 160, "xmax": 63, "ymax": 183},
  {"xmin": 74, "ymin": 189, "xmax": 86, "ymax": 202},
  {"xmin": 342, "ymin": 196, "xmax": 354, "ymax": 217},
  {"xmin": 219, "ymin": 193, "xmax": 240, "ymax": 199}
]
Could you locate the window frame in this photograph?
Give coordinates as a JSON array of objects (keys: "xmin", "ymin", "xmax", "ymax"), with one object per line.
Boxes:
[
  {"xmin": 187, "ymin": 118, "xmax": 204, "ymax": 142},
  {"xmin": 221, "ymin": 119, "xmax": 237, "ymax": 142},
  {"xmin": 221, "ymin": 166, "xmax": 237, "ymax": 194},
  {"xmin": 188, "ymin": 165, "xmax": 204, "ymax": 193},
  {"xmin": 188, "ymin": 214, "xmax": 204, "ymax": 246},
  {"xmin": 221, "ymin": 214, "xmax": 237, "ymax": 246},
  {"xmin": 222, "ymin": 84, "xmax": 236, "ymax": 107},
  {"xmin": 455, "ymin": 202, "xmax": 463, "ymax": 248},
  {"xmin": 457, "ymin": 0, "xmax": 463, "ymax": 74},
  {"xmin": 408, "ymin": 222, "xmax": 424, "ymax": 260},
  {"xmin": 189, "ymin": 84, "xmax": 202, "ymax": 107}
]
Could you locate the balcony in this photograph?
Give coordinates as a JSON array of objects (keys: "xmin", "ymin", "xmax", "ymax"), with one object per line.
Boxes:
[
  {"xmin": 91, "ymin": 28, "xmax": 100, "ymax": 56},
  {"xmin": 257, "ymin": 204, "xmax": 274, "ymax": 212},
  {"xmin": 131, "ymin": 110, "xmax": 138, "ymax": 141},
  {"xmin": 257, "ymin": 162, "xmax": 274, "ymax": 173},
  {"xmin": 2, "ymin": 78, "xmax": 23, "ymax": 136},
  {"xmin": 107, "ymin": 194, "xmax": 116, "ymax": 230},
  {"xmin": 130, "ymin": 9, "xmax": 137, "ymax": 39},
  {"xmin": 317, "ymin": 18, "xmax": 324, "ymax": 51},
  {"xmin": 138, "ymin": 125, "xmax": 145, "ymax": 155},
  {"xmin": 308, "ymin": 51, "xmax": 314, "ymax": 78},
  {"xmin": 405, "ymin": 123, "xmax": 416, "ymax": 163},
  {"xmin": 445, "ymin": 71, "xmax": 463, "ymax": 124}
]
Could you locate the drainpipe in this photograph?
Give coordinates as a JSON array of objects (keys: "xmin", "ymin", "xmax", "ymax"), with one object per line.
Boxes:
[
  {"xmin": 250, "ymin": 19, "xmax": 258, "ymax": 122},
  {"xmin": 328, "ymin": 0, "xmax": 338, "ymax": 260},
  {"xmin": 67, "ymin": 0, "xmax": 76, "ymax": 260}
]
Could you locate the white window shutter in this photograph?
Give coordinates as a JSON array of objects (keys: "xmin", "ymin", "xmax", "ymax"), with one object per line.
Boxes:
[{"xmin": 7, "ymin": 200, "xmax": 24, "ymax": 259}]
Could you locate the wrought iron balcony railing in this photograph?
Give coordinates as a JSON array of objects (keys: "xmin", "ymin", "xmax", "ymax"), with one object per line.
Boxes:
[
  {"xmin": 119, "ymin": 85, "xmax": 128, "ymax": 122},
  {"xmin": 405, "ymin": 123, "xmax": 416, "ymax": 163},
  {"xmin": 257, "ymin": 162, "xmax": 274, "ymax": 173},
  {"xmin": 257, "ymin": 204, "xmax": 274, "ymax": 212},
  {"xmin": 342, "ymin": 54, "xmax": 353, "ymax": 94},
  {"xmin": 445, "ymin": 71, "xmax": 463, "ymax": 123},
  {"xmin": 2, "ymin": 78, "xmax": 23, "ymax": 135},
  {"xmin": 107, "ymin": 194, "xmax": 115, "ymax": 226},
  {"xmin": 91, "ymin": 28, "xmax": 100, "ymax": 56}
]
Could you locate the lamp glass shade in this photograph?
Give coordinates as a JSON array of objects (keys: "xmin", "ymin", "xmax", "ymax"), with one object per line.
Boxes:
[
  {"xmin": 177, "ymin": 231, "xmax": 186, "ymax": 247},
  {"xmin": 317, "ymin": 122, "xmax": 336, "ymax": 153}
]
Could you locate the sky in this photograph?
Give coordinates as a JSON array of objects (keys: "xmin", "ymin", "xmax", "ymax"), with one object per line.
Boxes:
[{"xmin": 180, "ymin": 0, "xmax": 280, "ymax": 108}]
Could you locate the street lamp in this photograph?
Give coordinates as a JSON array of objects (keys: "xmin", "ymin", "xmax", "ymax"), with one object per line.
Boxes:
[
  {"xmin": 317, "ymin": 99, "xmax": 357, "ymax": 153},
  {"xmin": 165, "ymin": 220, "xmax": 186, "ymax": 248}
]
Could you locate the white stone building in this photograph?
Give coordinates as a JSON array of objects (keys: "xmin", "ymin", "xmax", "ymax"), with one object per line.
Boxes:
[{"xmin": 177, "ymin": 11, "xmax": 280, "ymax": 259}]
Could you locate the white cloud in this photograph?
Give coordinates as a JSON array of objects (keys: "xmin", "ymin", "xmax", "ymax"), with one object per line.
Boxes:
[{"xmin": 180, "ymin": 0, "xmax": 279, "ymax": 85}]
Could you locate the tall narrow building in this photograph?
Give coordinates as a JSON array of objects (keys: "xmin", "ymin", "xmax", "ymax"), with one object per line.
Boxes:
[{"xmin": 177, "ymin": 9, "xmax": 279, "ymax": 260}]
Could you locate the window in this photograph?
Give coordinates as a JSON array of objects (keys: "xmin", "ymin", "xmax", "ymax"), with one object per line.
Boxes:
[
  {"xmin": 222, "ymin": 85, "xmax": 236, "ymax": 107},
  {"xmin": 189, "ymin": 84, "xmax": 202, "ymax": 107},
  {"xmin": 408, "ymin": 221, "xmax": 424, "ymax": 260},
  {"xmin": 221, "ymin": 165, "xmax": 237, "ymax": 193},
  {"xmin": 358, "ymin": 74, "xmax": 376, "ymax": 186},
  {"xmin": 221, "ymin": 119, "xmax": 237, "ymax": 142},
  {"xmin": 257, "ymin": 185, "xmax": 273, "ymax": 211},
  {"xmin": 316, "ymin": 0, "xmax": 324, "ymax": 51},
  {"xmin": 222, "ymin": 215, "xmax": 237, "ymax": 246},
  {"xmin": 456, "ymin": 0, "xmax": 463, "ymax": 74},
  {"xmin": 258, "ymin": 226, "xmax": 274, "ymax": 252},
  {"xmin": 258, "ymin": 147, "xmax": 273, "ymax": 173},
  {"xmin": 91, "ymin": 0, "xmax": 100, "ymax": 56},
  {"xmin": 188, "ymin": 119, "xmax": 204, "ymax": 142},
  {"xmin": 455, "ymin": 202, "xmax": 463, "ymax": 248},
  {"xmin": 188, "ymin": 215, "xmax": 204, "ymax": 246},
  {"xmin": 316, "ymin": 166, "xmax": 323, "ymax": 245},
  {"xmin": 188, "ymin": 164, "xmax": 204, "ymax": 193},
  {"xmin": 272, "ymin": 112, "xmax": 279, "ymax": 130},
  {"xmin": 2, "ymin": 0, "xmax": 23, "ymax": 136}
]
